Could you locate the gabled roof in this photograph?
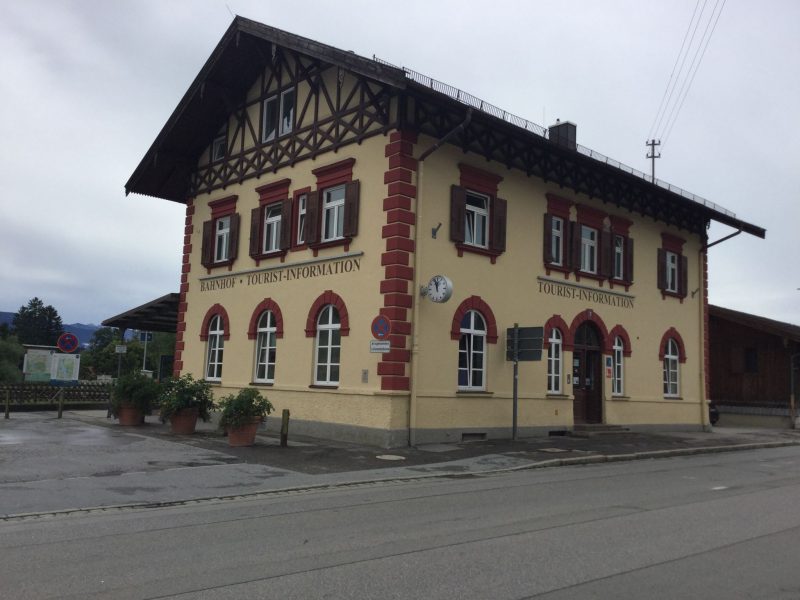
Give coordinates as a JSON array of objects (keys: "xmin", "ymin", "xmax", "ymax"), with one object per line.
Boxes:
[
  {"xmin": 126, "ymin": 16, "xmax": 764, "ymax": 239},
  {"xmin": 709, "ymin": 305, "xmax": 800, "ymax": 343}
]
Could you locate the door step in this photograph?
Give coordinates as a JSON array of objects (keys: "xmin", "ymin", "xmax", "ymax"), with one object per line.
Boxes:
[{"xmin": 570, "ymin": 424, "xmax": 630, "ymax": 438}]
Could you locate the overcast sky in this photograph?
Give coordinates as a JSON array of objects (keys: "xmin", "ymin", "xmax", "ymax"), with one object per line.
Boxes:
[{"xmin": 1, "ymin": 0, "xmax": 798, "ymax": 329}]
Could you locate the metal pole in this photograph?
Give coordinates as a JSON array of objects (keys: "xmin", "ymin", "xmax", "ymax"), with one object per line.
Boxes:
[
  {"xmin": 57, "ymin": 388, "xmax": 63, "ymax": 419},
  {"xmin": 142, "ymin": 332, "xmax": 149, "ymax": 372},
  {"xmin": 4, "ymin": 389, "xmax": 9, "ymax": 419},
  {"xmin": 791, "ymin": 353, "xmax": 798, "ymax": 427},
  {"xmin": 512, "ymin": 323, "xmax": 519, "ymax": 441},
  {"xmin": 280, "ymin": 409, "xmax": 290, "ymax": 447}
]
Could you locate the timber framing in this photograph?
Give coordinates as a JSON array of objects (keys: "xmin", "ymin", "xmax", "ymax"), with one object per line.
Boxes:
[{"xmin": 126, "ymin": 16, "xmax": 764, "ymax": 240}]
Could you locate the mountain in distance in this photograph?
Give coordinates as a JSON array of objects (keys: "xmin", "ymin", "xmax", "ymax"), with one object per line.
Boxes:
[{"xmin": 0, "ymin": 311, "xmax": 101, "ymax": 346}]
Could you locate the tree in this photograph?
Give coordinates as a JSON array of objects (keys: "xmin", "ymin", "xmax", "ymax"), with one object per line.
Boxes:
[
  {"xmin": 0, "ymin": 335, "xmax": 24, "ymax": 382},
  {"xmin": 12, "ymin": 297, "xmax": 64, "ymax": 346}
]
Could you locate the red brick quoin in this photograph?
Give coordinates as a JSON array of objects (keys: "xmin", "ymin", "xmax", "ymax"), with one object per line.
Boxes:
[
  {"xmin": 174, "ymin": 198, "xmax": 195, "ymax": 376},
  {"xmin": 380, "ymin": 130, "xmax": 418, "ymax": 391}
]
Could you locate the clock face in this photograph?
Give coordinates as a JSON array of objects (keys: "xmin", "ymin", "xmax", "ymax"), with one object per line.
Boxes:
[{"xmin": 427, "ymin": 275, "xmax": 453, "ymax": 303}]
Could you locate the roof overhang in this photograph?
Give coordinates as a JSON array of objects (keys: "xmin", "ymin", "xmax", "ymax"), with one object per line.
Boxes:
[
  {"xmin": 709, "ymin": 305, "xmax": 800, "ymax": 343},
  {"xmin": 102, "ymin": 293, "xmax": 179, "ymax": 333}
]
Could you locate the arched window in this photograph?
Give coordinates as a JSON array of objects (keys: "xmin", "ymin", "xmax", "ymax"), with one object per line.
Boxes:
[
  {"xmin": 254, "ymin": 311, "xmax": 277, "ymax": 383},
  {"xmin": 458, "ymin": 310, "xmax": 486, "ymax": 390},
  {"xmin": 315, "ymin": 305, "xmax": 341, "ymax": 385},
  {"xmin": 612, "ymin": 335, "xmax": 625, "ymax": 396},
  {"xmin": 663, "ymin": 338, "xmax": 680, "ymax": 397},
  {"xmin": 206, "ymin": 314, "xmax": 224, "ymax": 381},
  {"xmin": 547, "ymin": 329, "xmax": 563, "ymax": 394}
]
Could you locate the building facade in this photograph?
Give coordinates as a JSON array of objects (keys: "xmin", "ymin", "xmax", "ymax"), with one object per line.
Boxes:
[{"xmin": 126, "ymin": 18, "xmax": 764, "ymax": 446}]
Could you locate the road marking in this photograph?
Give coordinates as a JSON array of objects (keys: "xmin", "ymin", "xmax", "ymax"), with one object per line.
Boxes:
[{"xmin": 711, "ymin": 486, "xmax": 728, "ymax": 490}]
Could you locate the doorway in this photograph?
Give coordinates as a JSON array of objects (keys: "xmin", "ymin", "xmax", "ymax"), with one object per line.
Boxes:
[{"xmin": 572, "ymin": 321, "xmax": 603, "ymax": 423}]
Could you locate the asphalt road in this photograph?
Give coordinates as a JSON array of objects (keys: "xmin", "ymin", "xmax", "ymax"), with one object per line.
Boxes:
[{"xmin": 3, "ymin": 446, "xmax": 800, "ymax": 599}]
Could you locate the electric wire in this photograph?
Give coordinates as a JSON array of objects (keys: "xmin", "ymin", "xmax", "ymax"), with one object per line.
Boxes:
[
  {"xmin": 662, "ymin": 0, "xmax": 727, "ymax": 148},
  {"xmin": 647, "ymin": 0, "xmax": 703, "ymax": 141},
  {"xmin": 652, "ymin": 0, "xmax": 710, "ymax": 140}
]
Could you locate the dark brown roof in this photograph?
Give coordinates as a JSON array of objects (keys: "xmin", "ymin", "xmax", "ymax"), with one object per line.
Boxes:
[
  {"xmin": 709, "ymin": 304, "xmax": 800, "ymax": 342},
  {"xmin": 125, "ymin": 17, "xmax": 764, "ymax": 239},
  {"xmin": 102, "ymin": 293, "xmax": 179, "ymax": 333}
]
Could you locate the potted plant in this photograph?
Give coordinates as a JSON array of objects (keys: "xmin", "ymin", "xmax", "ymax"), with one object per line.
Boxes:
[
  {"xmin": 158, "ymin": 374, "xmax": 215, "ymax": 434},
  {"xmin": 112, "ymin": 372, "xmax": 159, "ymax": 426},
  {"xmin": 218, "ymin": 388, "xmax": 274, "ymax": 447}
]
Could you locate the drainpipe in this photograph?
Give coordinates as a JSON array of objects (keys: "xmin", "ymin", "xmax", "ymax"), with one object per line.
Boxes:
[
  {"xmin": 698, "ymin": 228, "xmax": 743, "ymax": 431},
  {"xmin": 408, "ymin": 110, "xmax": 472, "ymax": 447},
  {"xmin": 791, "ymin": 351, "xmax": 799, "ymax": 427}
]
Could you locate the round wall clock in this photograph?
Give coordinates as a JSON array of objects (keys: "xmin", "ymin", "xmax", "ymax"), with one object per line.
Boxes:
[{"xmin": 426, "ymin": 275, "xmax": 453, "ymax": 303}]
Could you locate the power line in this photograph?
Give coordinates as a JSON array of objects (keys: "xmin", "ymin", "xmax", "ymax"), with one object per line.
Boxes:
[
  {"xmin": 647, "ymin": 0, "xmax": 703, "ymax": 141},
  {"xmin": 662, "ymin": 0, "xmax": 727, "ymax": 147}
]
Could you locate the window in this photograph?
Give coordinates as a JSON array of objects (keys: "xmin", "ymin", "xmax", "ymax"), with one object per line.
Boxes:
[
  {"xmin": 206, "ymin": 315, "xmax": 224, "ymax": 381},
  {"xmin": 262, "ymin": 204, "xmax": 282, "ymax": 253},
  {"xmin": 663, "ymin": 338, "xmax": 679, "ymax": 397},
  {"xmin": 458, "ymin": 310, "xmax": 486, "ymax": 391},
  {"xmin": 262, "ymin": 87, "xmax": 295, "ymax": 142},
  {"xmin": 296, "ymin": 193, "xmax": 307, "ymax": 244},
  {"xmin": 613, "ymin": 235, "xmax": 624, "ymax": 280},
  {"xmin": 254, "ymin": 311, "xmax": 277, "ymax": 383},
  {"xmin": 306, "ymin": 159, "xmax": 360, "ymax": 251},
  {"xmin": 547, "ymin": 329, "xmax": 562, "ymax": 394},
  {"xmin": 211, "ymin": 134, "xmax": 226, "ymax": 162},
  {"xmin": 580, "ymin": 225, "xmax": 598, "ymax": 273},
  {"xmin": 665, "ymin": 251, "xmax": 679, "ymax": 293},
  {"xmin": 279, "ymin": 88, "xmax": 295, "ymax": 136},
  {"xmin": 201, "ymin": 195, "xmax": 239, "ymax": 270},
  {"xmin": 465, "ymin": 191, "xmax": 489, "ymax": 248},
  {"xmin": 612, "ymin": 336, "xmax": 624, "ymax": 396},
  {"xmin": 322, "ymin": 185, "xmax": 345, "ymax": 242},
  {"xmin": 658, "ymin": 233, "xmax": 687, "ymax": 299},
  {"xmin": 315, "ymin": 306, "xmax": 341, "ymax": 385},
  {"xmin": 262, "ymin": 95, "xmax": 278, "ymax": 142},
  {"xmin": 551, "ymin": 217, "xmax": 564, "ymax": 266},
  {"xmin": 214, "ymin": 216, "xmax": 231, "ymax": 263}
]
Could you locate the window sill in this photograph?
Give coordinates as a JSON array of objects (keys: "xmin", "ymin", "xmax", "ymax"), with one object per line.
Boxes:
[
  {"xmin": 663, "ymin": 395, "xmax": 683, "ymax": 400},
  {"xmin": 204, "ymin": 380, "xmax": 222, "ymax": 386},
  {"xmin": 544, "ymin": 264, "xmax": 571, "ymax": 279},
  {"xmin": 205, "ymin": 260, "xmax": 235, "ymax": 273},
  {"xmin": 575, "ymin": 271, "xmax": 606, "ymax": 286},
  {"xmin": 310, "ymin": 237, "xmax": 351, "ymax": 257},
  {"xmin": 309, "ymin": 384, "xmax": 339, "ymax": 390},
  {"xmin": 660, "ymin": 290, "xmax": 686, "ymax": 303},
  {"xmin": 250, "ymin": 381, "xmax": 274, "ymax": 387},
  {"xmin": 455, "ymin": 243, "xmax": 502, "ymax": 264},
  {"xmin": 609, "ymin": 279, "xmax": 632, "ymax": 292},
  {"xmin": 456, "ymin": 390, "xmax": 494, "ymax": 397},
  {"xmin": 546, "ymin": 393, "xmax": 570, "ymax": 399},
  {"xmin": 252, "ymin": 250, "xmax": 288, "ymax": 266},
  {"xmin": 611, "ymin": 394, "xmax": 630, "ymax": 401}
]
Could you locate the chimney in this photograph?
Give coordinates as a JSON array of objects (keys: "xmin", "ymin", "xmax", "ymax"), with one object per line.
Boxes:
[{"xmin": 548, "ymin": 119, "xmax": 577, "ymax": 151}]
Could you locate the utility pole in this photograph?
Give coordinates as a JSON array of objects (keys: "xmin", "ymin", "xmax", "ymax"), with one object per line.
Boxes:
[{"xmin": 646, "ymin": 139, "xmax": 661, "ymax": 182}]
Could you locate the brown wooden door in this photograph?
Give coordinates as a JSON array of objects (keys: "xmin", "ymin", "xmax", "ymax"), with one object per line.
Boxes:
[{"xmin": 572, "ymin": 323, "xmax": 603, "ymax": 424}]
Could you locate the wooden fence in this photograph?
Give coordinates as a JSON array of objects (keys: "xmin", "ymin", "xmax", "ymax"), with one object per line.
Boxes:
[{"xmin": 2, "ymin": 382, "xmax": 113, "ymax": 418}]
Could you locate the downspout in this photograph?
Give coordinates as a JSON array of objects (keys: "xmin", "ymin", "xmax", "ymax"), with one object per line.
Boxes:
[
  {"xmin": 699, "ymin": 228, "xmax": 742, "ymax": 430},
  {"xmin": 790, "ymin": 351, "xmax": 798, "ymax": 427},
  {"xmin": 408, "ymin": 109, "xmax": 472, "ymax": 447}
]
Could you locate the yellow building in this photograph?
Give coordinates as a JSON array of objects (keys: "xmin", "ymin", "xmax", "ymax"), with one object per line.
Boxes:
[{"xmin": 126, "ymin": 18, "xmax": 764, "ymax": 447}]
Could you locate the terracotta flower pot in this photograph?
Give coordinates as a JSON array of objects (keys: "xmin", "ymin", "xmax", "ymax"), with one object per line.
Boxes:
[
  {"xmin": 169, "ymin": 407, "xmax": 199, "ymax": 435},
  {"xmin": 118, "ymin": 404, "xmax": 143, "ymax": 426},
  {"xmin": 227, "ymin": 418, "xmax": 263, "ymax": 447}
]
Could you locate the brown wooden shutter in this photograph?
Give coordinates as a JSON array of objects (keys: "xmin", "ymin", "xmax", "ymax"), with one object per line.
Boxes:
[
  {"xmin": 201, "ymin": 220, "xmax": 214, "ymax": 268},
  {"xmin": 279, "ymin": 199, "xmax": 292, "ymax": 250},
  {"xmin": 249, "ymin": 207, "xmax": 261, "ymax": 258},
  {"xmin": 624, "ymin": 237, "xmax": 634, "ymax": 284},
  {"xmin": 228, "ymin": 213, "xmax": 240, "ymax": 262},
  {"xmin": 343, "ymin": 180, "xmax": 360, "ymax": 238},
  {"xmin": 450, "ymin": 185, "xmax": 466, "ymax": 243},
  {"xmin": 657, "ymin": 248, "xmax": 666, "ymax": 291},
  {"xmin": 490, "ymin": 197, "xmax": 507, "ymax": 253},
  {"xmin": 679, "ymin": 255, "xmax": 689, "ymax": 298},
  {"xmin": 543, "ymin": 214, "xmax": 553, "ymax": 264},
  {"xmin": 305, "ymin": 190, "xmax": 320, "ymax": 245},
  {"xmin": 599, "ymin": 230, "xmax": 612, "ymax": 279},
  {"xmin": 570, "ymin": 221, "xmax": 581, "ymax": 271}
]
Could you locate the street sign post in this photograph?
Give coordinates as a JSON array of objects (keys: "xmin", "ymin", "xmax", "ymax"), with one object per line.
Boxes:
[{"xmin": 506, "ymin": 325, "xmax": 544, "ymax": 441}]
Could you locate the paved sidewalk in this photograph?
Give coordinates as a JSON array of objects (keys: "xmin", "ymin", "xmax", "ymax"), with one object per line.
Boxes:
[{"xmin": 2, "ymin": 410, "xmax": 799, "ymax": 519}]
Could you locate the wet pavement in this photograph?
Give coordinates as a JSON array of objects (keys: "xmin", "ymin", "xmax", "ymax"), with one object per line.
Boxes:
[{"xmin": 2, "ymin": 410, "xmax": 800, "ymax": 518}]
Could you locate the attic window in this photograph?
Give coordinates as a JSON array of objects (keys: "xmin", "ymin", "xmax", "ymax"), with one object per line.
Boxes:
[
  {"xmin": 262, "ymin": 87, "xmax": 295, "ymax": 143},
  {"xmin": 211, "ymin": 134, "xmax": 226, "ymax": 162}
]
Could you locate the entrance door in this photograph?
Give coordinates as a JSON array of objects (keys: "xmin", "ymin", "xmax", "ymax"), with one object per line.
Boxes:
[{"xmin": 572, "ymin": 322, "xmax": 603, "ymax": 423}]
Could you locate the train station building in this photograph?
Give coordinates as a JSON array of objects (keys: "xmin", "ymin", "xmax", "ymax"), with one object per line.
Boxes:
[{"xmin": 125, "ymin": 17, "xmax": 764, "ymax": 446}]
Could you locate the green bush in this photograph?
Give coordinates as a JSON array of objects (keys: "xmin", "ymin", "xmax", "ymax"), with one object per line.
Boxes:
[
  {"xmin": 158, "ymin": 374, "xmax": 215, "ymax": 422},
  {"xmin": 218, "ymin": 388, "xmax": 273, "ymax": 430},
  {"xmin": 112, "ymin": 372, "xmax": 160, "ymax": 416}
]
